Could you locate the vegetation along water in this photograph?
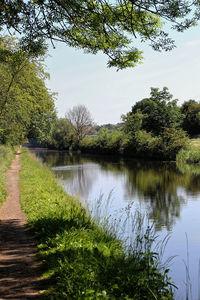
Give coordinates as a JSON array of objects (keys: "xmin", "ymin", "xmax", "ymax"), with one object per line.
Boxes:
[
  {"xmin": 33, "ymin": 149, "xmax": 200, "ymax": 299},
  {"xmin": 20, "ymin": 148, "xmax": 175, "ymax": 299},
  {"xmin": 1, "ymin": 8, "xmax": 200, "ymax": 298}
]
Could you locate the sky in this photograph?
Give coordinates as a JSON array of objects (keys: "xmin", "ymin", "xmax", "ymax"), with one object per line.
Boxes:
[{"xmin": 44, "ymin": 25, "xmax": 200, "ymax": 125}]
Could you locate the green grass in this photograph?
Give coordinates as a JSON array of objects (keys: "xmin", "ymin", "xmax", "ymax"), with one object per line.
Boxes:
[
  {"xmin": 0, "ymin": 145, "xmax": 15, "ymax": 206},
  {"xmin": 19, "ymin": 148, "xmax": 174, "ymax": 299},
  {"xmin": 176, "ymin": 138, "xmax": 200, "ymax": 166},
  {"xmin": 190, "ymin": 138, "xmax": 200, "ymax": 150}
]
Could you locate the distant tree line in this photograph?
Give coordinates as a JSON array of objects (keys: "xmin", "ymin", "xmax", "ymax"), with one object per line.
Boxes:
[{"xmin": 47, "ymin": 87, "xmax": 200, "ymax": 160}]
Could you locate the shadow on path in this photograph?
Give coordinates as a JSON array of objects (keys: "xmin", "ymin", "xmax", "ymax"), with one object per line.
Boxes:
[
  {"xmin": 0, "ymin": 151, "xmax": 47, "ymax": 300},
  {"xmin": 0, "ymin": 220, "xmax": 47, "ymax": 299}
]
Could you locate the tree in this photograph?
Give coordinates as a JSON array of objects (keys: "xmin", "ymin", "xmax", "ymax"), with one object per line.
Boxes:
[
  {"xmin": 131, "ymin": 87, "xmax": 183, "ymax": 135},
  {"xmin": 66, "ymin": 105, "xmax": 94, "ymax": 145},
  {"xmin": 50, "ymin": 118, "xmax": 74, "ymax": 150},
  {"xmin": 181, "ymin": 100, "xmax": 200, "ymax": 135},
  {"xmin": 0, "ymin": 36, "xmax": 56, "ymax": 145},
  {"xmin": 0, "ymin": 1, "xmax": 200, "ymax": 69},
  {"xmin": 121, "ymin": 110, "xmax": 144, "ymax": 135}
]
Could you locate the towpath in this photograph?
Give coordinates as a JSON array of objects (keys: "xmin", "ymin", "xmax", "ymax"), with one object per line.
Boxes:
[{"xmin": 0, "ymin": 150, "xmax": 45, "ymax": 299}]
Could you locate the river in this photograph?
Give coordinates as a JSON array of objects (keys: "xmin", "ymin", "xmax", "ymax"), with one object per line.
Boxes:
[{"xmin": 31, "ymin": 149, "xmax": 200, "ymax": 299}]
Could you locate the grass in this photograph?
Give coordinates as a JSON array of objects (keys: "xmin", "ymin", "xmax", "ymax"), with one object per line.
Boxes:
[
  {"xmin": 176, "ymin": 138, "xmax": 200, "ymax": 165},
  {"xmin": 190, "ymin": 138, "xmax": 200, "ymax": 150},
  {"xmin": 176, "ymin": 148, "xmax": 200, "ymax": 164},
  {"xmin": 0, "ymin": 145, "xmax": 15, "ymax": 206},
  {"xmin": 19, "ymin": 148, "xmax": 174, "ymax": 299}
]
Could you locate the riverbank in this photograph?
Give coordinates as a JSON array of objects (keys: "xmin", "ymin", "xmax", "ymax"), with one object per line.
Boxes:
[
  {"xmin": 176, "ymin": 138, "xmax": 200, "ymax": 164},
  {"xmin": 19, "ymin": 148, "xmax": 174, "ymax": 299}
]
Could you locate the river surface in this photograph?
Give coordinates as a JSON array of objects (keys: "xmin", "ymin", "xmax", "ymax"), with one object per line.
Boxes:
[{"xmin": 32, "ymin": 149, "xmax": 200, "ymax": 299}]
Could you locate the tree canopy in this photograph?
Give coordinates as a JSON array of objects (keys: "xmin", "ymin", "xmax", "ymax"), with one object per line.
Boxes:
[
  {"xmin": 0, "ymin": 36, "xmax": 56, "ymax": 145},
  {"xmin": 66, "ymin": 104, "xmax": 94, "ymax": 145},
  {"xmin": 131, "ymin": 87, "xmax": 183, "ymax": 135},
  {"xmin": 181, "ymin": 99, "xmax": 200, "ymax": 135},
  {"xmin": 1, "ymin": 0, "xmax": 200, "ymax": 69}
]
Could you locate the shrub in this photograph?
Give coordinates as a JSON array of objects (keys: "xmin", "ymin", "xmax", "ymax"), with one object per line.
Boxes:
[
  {"xmin": 160, "ymin": 128, "xmax": 189, "ymax": 160},
  {"xmin": 81, "ymin": 129, "xmax": 124, "ymax": 155},
  {"xmin": 176, "ymin": 149, "xmax": 200, "ymax": 164}
]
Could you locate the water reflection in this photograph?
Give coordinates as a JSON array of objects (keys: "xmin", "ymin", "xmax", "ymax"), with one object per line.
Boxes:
[
  {"xmin": 32, "ymin": 150, "xmax": 200, "ymax": 232},
  {"xmin": 31, "ymin": 149, "xmax": 200, "ymax": 299},
  {"xmin": 53, "ymin": 164, "xmax": 99, "ymax": 200}
]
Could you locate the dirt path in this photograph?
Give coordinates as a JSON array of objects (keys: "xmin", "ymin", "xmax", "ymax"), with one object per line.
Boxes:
[{"xmin": 0, "ymin": 150, "xmax": 45, "ymax": 299}]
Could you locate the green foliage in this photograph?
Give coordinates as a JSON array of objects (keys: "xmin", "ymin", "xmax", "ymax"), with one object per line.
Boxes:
[
  {"xmin": 1, "ymin": 1, "xmax": 200, "ymax": 68},
  {"xmin": 106, "ymin": 87, "xmax": 188, "ymax": 160},
  {"xmin": 181, "ymin": 100, "xmax": 200, "ymax": 135},
  {"xmin": 190, "ymin": 138, "xmax": 200, "ymax": 150},
  {"xmin": 176, "ymin": 149, "xmax": 200, "ymax": 164},
  {"xmin": 160, "ymin": 128, "xmax": 189, "ymax": 160},
  {"xmin": 0, "ymin": 145, "xmax": 15, "ymax": 205},
  {"xmin": 81, "ymin": 129, "xmax": 124, "ymax": 154},
  {"xmin": 49, "ymin": 118, "xmax": 75, "ymax": 150},
  {"xmin": 121, "ymin": 110, "xmax": 144, "ymax": 135},
  {"xmin": 90, "ymin": 123, "xmax": 123, "ymax": 135},
  {"xmin": 0, "ymin": 36, "xmax": 56, "ymax": 145},
  {"xmin": 20, "ymin": 149, "xmax": 174, "ymax": 299},
  {"xmin": 81, "ymin": 125, "xmax": 189, "ymax": 160},
  {"xmin": 131, "ymin": 87, "xmax": 183, "ymax": 136}
]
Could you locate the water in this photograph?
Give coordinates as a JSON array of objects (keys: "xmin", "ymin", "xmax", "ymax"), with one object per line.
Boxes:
[{"xmin": 32, "ymin": 149, "xmax": 200, "ymax": 299}]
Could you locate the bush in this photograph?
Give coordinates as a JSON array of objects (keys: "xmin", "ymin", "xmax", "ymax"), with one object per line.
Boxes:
[
  {"xmin": 176, "ymin": 149, "xmax": 200, "ymax": 164},
  {"xmin": 81, "ymin": 126, "xmax": 189, "ymax": 161},
  {"xmin": 160, "ymin": 128, "xmax": 189, "ymax": 160},
  {"xmin": 80, "ymin": 129, "xmax": 124, "ymax": 155}
]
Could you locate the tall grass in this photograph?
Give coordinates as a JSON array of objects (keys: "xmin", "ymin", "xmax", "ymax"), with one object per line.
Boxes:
[
  {"xmin": 176, "ymin": 149, "xmax": 200, "ymax": 164},
  {"xmin": 0, "ymin": 145, "xmax": 15, "ymax": 206},
  {"xmin": 20, "ymin": 148, "xmax": 175, "ymax": 299}
]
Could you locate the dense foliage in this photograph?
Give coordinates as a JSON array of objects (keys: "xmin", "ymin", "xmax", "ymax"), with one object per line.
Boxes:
[
  {"xmin": 20, "ymin": 149, "xmax": 174, "ymax": 299},
  {"xmin": 131, "ymin": 87, "xmax": 183, "ymax": 136},
  {"xmin": 0, "ymin": 36, "xmax": 56, "ymax": 145},
  {"xmin": 40, "ymin": 86, "xmax": 200, "ymax": 161},
  {"xmin": 90, "ymin": 123, "xmax": 123, "ymax": 135},
  {"xmin": 1, "ymin": 1, "xmax": 200, "ymax": 69},
  {"xmin": 49, "ymin": 118, "xmax": 74, "ymax": 150},
  {"xmin": 181, "ymin": 100, "xmax": 200, "ymax": 136},
  {"xmin": 80, "ymin": 87, "xmax": 189, "ymax": 160}
]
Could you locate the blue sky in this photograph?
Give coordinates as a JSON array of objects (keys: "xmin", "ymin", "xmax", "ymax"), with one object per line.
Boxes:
[{"xmin": 45, "ymin": 25, "xmax": 200, "ymax": 125}]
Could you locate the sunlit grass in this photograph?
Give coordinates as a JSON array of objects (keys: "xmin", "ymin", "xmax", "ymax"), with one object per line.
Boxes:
[
  {"xmin": 190, "ymin": 138, "xmax": 200, "ymax": 150},
  {"xmin": 20, "ymin": 148, "xmax": 175, "ymax": 299},
  {"xmin": 176, "ymin": 138, "xmax": 200, "ymax": 166},
  {"xmin": 0, "ymin": 145, "xmax": 15, "ymax": 206}
]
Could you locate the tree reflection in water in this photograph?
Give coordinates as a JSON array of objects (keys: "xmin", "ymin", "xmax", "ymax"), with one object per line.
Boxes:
[{"xmin": 31, "ymin": 150, "xmax": 200, "ymax": 232}]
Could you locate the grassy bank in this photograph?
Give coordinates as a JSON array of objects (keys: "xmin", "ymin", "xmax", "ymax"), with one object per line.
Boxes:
[
  {"xmin": 0, "ymin": 145, "xmax": 15, "ymax": 206},
  {"xmin": 176, "ymin": 138, "xmax": 200, "ymax": 165},
  {"xmin": 20, "ymin": 149, "xmax": 174, "ymax": 299}
]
